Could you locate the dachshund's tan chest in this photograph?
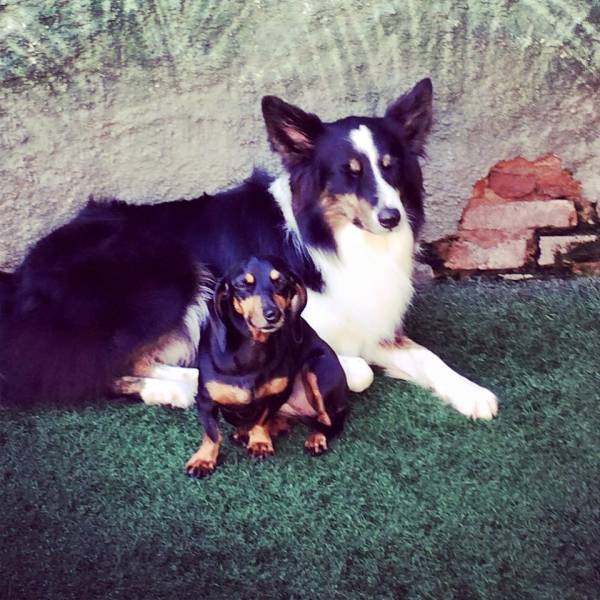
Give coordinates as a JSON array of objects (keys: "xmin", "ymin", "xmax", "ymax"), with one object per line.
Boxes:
[{"xmin": 205, "ymin": 377, "xmax": 288, "ymax": 406}]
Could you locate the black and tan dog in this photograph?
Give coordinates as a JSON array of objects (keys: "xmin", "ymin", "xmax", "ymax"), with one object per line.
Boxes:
[{"xmin": 185, "ymin": 256, "xmax": 348, "ymax": 478}]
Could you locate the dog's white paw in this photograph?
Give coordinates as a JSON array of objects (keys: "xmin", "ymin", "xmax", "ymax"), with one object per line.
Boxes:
[
  {"xmin": 338, "ymin": 356, "xmax": 374, "ymax": 393},
  {"xmin": 144, "ymin": 364, "xmax": 199, "ymax": 387},
  {"xmin": 443, "ymin": 380, "xmax": 499, "ymax": 420},
  {"xmin": 139, "ymin": 379, "xmax": 195, "ymax": 409},
  {"xmin": 178, "ymin": 367, "xmax": 199, "ymax": 386}
]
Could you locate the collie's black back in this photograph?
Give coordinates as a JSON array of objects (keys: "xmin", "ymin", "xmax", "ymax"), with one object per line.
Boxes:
[
  {"xmin": 0, "ymin": 173, "xmax": 318, "ymax": 407},
  {"xmin": 1, "ymin": 77, "xmax": 432, "ymax": 408}
]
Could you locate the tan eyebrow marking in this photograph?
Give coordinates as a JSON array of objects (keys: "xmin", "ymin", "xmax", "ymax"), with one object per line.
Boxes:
[
  {"xmin": 244, "ymin": 273, "xmax": 255, "ymax": 285},
  {"xmin": 349, "ymin": 158, "xmax": 361, "ymax": 173},
  {"xmin": 270, "ymin": 269, "xmax": 280, "ymax": 281},
  {"xmin": 382, "ymin": 154, "xmax": 392, "ymax": 168}
]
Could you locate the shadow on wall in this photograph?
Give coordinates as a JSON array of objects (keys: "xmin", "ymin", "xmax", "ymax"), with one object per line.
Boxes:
[{"xmin": 0, "ymin": 1, "xmax": 599, "ymax": 271}]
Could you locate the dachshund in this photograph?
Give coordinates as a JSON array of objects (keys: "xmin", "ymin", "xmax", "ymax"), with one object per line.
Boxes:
[{"xmin": 185, "ymin": 256, "xmax": 348, "ymax": 478}]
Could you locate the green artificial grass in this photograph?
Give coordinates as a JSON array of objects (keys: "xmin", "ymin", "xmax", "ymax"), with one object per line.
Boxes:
[{"xmin": 1, "ymin": 278, "xmax": 600, "ymax": 600}]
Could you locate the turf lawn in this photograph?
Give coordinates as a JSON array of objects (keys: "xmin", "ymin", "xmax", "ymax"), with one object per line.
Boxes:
[{"xmin": 1, "ymin": 278, "xmax": 599, "ymax": 600}]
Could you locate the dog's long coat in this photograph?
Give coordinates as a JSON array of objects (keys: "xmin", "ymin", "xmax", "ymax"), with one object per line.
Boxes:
[{"xmin": 0, "ymin": 79, "xmax": 497, "ymax": 420}]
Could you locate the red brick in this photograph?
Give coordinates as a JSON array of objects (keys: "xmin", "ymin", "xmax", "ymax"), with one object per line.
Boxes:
[
  {"xmin": 538, "ymin": 234, "xmax": 599, "ymax": 266},
  {"xmin": 492, "ymin": 156, "xmax": 543, "ymax": 176},
  {"xmin": 493, "ymin": 154, "xmax": 561, "ymax": 178},
  {"xmin": 536, "ymin": 171, "xmax": 581, "ymax": 200},
  {"xmin": 460, "ymin": 199, "xmax": 576, "ymax": 231},
  {"xmin": 462, "ymin": 185, "xmax": 506, "ymax": 211},
  {"xmin": 485, "ymin": 155, "xmax": 582, "ymax": 201},
  {"xmin": 438, "ymin": 230, "xmax": 534, "ymax": 271},
  {"xmin": 489, "ymin": 170, "xmax": 536, "ymax": 199}
]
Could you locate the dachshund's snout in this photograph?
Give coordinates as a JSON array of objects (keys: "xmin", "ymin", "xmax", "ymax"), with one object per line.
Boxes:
[{"xmin": 263, "ymin": 306, "xmax": 281, "ymax": 325}]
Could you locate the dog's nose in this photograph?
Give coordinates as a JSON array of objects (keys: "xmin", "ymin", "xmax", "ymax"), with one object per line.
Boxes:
[
  {"xmin": 378, "ymin": 208, "xmax": 401, "ymax": 229},
  {"xmin": 263, "ymin": 307, "xmax": 281, "ymax": 324}
]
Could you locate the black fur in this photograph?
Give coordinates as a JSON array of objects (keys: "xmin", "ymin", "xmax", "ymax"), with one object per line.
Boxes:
[
  {"xmin": 0, "ymin": 174, "xmax": 321, "ymax": 407},
  {"xmin": 262, "ymin": 78, "xmax": 431, "ymax": 249},
  {"xmin": 0, "ymin": 79, "xmax": 433, "ymax": 407},
  {"xmin": 188, "ymin": 257, "xmax": 348, "ymax": 478}
]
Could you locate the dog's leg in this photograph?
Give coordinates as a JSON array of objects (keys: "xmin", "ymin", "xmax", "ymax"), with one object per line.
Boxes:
[
  {"xmin": 364, "ymin": 337, "xmax": 498, "ymax": 420},
  {"xmin": 133, "ymin": 362, "xmax": 199, "ymax": 387},
  {"xmin": 246, "ymin": 423, "xmax": 275, "ymax": 459},
  {"xmin": 337, "ymin": 355, "xmax": 374, "ymax": 392},
  {"xmin": 186, "ymin": 431, "xmax": 222, "ymax": 478},
  {"xmin": 300, "ymin": 351, "xmax": 348, "ymax": 455},
  {"xmin": 113, "ymin": 376, "xmax": 195, "ymax": 409}
]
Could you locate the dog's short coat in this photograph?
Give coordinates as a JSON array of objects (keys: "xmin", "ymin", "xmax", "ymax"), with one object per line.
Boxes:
[
  {"xmin": 0, "ymin": 79, "xmax": 498, "ymax": 421},
  {"xmin": 186, "ymin": 256, "xmax": 348, "ymax": 478}
]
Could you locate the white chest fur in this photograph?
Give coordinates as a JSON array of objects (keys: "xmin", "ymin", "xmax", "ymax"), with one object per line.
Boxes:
[{"xmin": 303, "ymin": 222, "xmax": 415, "ymax": 356}]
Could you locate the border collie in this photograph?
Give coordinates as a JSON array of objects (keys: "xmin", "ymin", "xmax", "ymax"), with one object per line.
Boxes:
[{"xmin": 0, "ymin": 79, "xmax": 498, "ymax": 420}]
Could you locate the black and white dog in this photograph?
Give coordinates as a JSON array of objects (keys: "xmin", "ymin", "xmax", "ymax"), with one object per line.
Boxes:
[{"xmin": 0, "ymin": 79, "xmax": 497, "ymax": 420}]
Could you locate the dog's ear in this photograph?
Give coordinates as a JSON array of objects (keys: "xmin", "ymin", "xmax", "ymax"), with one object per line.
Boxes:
[
  {"xmin": 212, "ymin": 279, "xmax": 231, "ymax": 352},
  {"xmin": 261, "ymin": 96, "xmax": 324, "ymax": 167},
  {"xmin": 287, "ymin": 272, "xmax": 307, "ymax": 344},
  {"xmin": 384, "ymin": 78, "xmax": 433, "ymax": 156}
]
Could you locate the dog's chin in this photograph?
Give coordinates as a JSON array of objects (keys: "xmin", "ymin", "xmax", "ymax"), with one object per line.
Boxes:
[{"xmin": 247, "ymin": 319, "xmax": 284, "ymax": 335}]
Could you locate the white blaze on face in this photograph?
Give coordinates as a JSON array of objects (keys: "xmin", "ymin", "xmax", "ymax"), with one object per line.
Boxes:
[{"xmin": 349, "ymin": 125, "xmax": 407, "ymax": 232}]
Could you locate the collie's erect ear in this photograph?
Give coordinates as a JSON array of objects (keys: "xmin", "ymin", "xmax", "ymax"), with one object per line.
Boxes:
[
  {"xmin": 261, "ymin": 96, "xmax": 324, "ymax": 167},
  {"xmin": 212, "ymin": 279, "xmax": 231, "ymax": 352},
  {"xmin": 384, "ymin": 78, "xmax": 433, "ymax": 156}
]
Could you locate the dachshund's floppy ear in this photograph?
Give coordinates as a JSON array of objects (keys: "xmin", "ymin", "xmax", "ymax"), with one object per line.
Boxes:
[
  {"xmin": 211, "ymin": 279, "xmax": 231, "ymax": 352},
  {"xmin": 287, "ymin": 272, "xmax": 307, "ymax": 344}
]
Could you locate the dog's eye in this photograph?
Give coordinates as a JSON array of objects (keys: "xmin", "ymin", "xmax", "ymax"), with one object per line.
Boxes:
[
  {"xmin": 271, "ymin": 277, "xmax": 286, "ymax": 292},
  {"xmin": 346, "ymin": 158, "xmax": 362, "ymax": 176},
  {"xmin": 381, "ymin": 154, "xmax": 393, "ymax": 170},
  {"xmin": 234, "ymin": 273, "xmax": 255, "ymax": 291}
]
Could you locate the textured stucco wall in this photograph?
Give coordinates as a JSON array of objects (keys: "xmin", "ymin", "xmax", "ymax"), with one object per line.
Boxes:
[{"xmin": 1, "ymin": 0, "xmax": 599, "ymax": 271}]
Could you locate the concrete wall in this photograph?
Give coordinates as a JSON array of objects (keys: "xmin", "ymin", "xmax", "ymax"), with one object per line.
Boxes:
[{"xmin": 1, "ymin": 0, "xmax": 599, "ymax": 271}]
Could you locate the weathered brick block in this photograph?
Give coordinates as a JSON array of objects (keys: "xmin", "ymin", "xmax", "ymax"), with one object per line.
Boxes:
[
  {"xmin": 489, "ymin": 170, "xmax": 536, "ymax": 199},
  {"xmin": 461, "ymin": 199, "xmax": 576, "ymax": 231},
  {"xmin": 488, "ymin": 155, "xmax": 582, "ymax": 201},
  {"xmin": 439, "ymin": 230, "xmax": 534, "ymax": 271},
  {"xmin": 536, "ymin": 171, "xmax": 581, "ymax": 200},
  {"xmin": 538, "ymin": 234, "xmax": 599, "ymax": 266},
  {"xmin": 430, "ymin": 154, "xmax": 591, "ymax": 277}
]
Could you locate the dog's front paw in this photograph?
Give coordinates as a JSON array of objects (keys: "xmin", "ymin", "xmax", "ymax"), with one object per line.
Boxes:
[
  {"xmin": 304, "ymin": 432, "xmax": 328, "ymax": 455},
  {"xmin": 445, "ymin": 380, "xmax": 499, "ymax": 420},
  {"xmin": 185, "ymin": 455, "xmax": 217, "ymax": 478},
  {"xmin": 247, "ymin": 440, "xmax": 274, "ymax": 460},
  {"xmin": 338, "ymin": 356, "xmax": 374, "ymax": 393}
]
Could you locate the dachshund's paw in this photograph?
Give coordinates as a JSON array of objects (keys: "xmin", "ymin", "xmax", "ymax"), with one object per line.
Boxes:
[
  {"xmin": 304, "ymin": 432, "xmax": 328, "ymax": 455},
  {"xmin": 185, "ymin": 456, "xmax": 217, "ymax": 478},
  {"xmin": 247, "ymin": 440, "xmax": 274, "ymax": 460}
]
